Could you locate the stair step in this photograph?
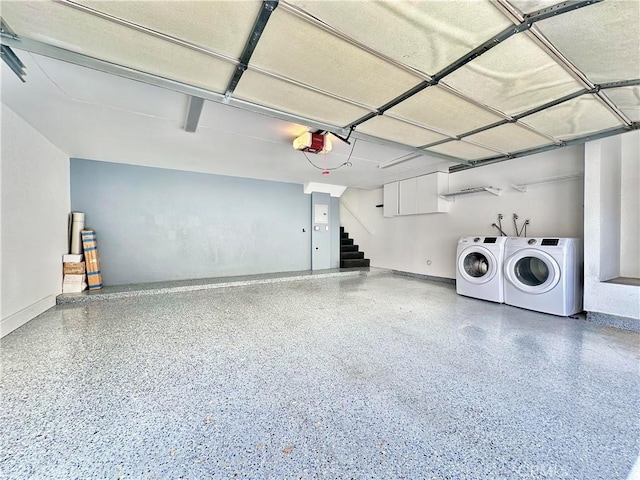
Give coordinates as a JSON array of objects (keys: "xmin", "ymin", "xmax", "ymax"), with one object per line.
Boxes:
[
  {"xmin": 340, "ymin": 244, "xmax": 359, "ymax": 252},
  {"xmin": 341, "ymin": 251, "xmax": 364, "ymax": 260},
  {"xmin": 340, "ymin": 232, "xmax": 349, "ymax": 239},
  {"xmin": 341, "ymin": 258, "xmax": 370, "ymax": 268},
  {"xmin": 340, "ymin": 226, "xmax": 345, "ymax": 233},
  {"xmin": 340, "ymin": 238, "xmax": 354, "ymax": 246}
]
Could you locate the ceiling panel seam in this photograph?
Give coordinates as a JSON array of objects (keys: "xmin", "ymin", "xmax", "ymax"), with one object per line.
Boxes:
[
  {"xmin": 54, "ymin": 0, "xmax": 380, "ymax": 117},
  {"xmin": 0, "ymin": 34, "xmax": 357, "ymax": 138},
  {"xmin": 423, "ymin": 77, "xmax": 640, "ymax": 152},
  {"xmin": 54, "ymin": 0, "xmax": 239, "ymax": 66},
  {"xmin": 449, "ymin": 122, "xmax": 639, "ymax": 172},
  {"xmin": 422, "ymin": 89, "xmax": 592, "ymax": 149},
  {"xmin": 340, "ymin": 131, "xmax": 470, "ymax": 165},
  {"xmin": 436, "ymin": 84, "xmax": 514, "ymax": 121},
  {"xmin": 457, "ymin": 138, "xmax": 508, "ymax": 155},
  {"xmin": 245, "ymin": 64, "xmax": 378, "ymax": 112},
  {"xmin": 343, "ymin": 0, "xmax": 602, "ymax": 133},
  {"xmin": 278, "ymin": 0, "xmax": 524, "ymax": 132},
  {"xmin": 526, "ymin": 25, "xmax": 634, "ymax": 127},
  {"xmin": 225, "ymin": 0, "xmax": 278, "ymax": 98},
  {"xmin": 382, "ymin": 112, "xmax": 457, "ymax": 140},
  {"xmin": 278, "ymin": 0, "xmax": 432, "ymax": 81}
]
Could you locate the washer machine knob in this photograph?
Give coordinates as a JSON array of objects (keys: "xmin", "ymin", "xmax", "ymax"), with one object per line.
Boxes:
[
  {"xmin": 474, "ymin": 237, "xmax": 481, "ymax": 242},
  {"xmin": 528, "ymin": 238, "xmax": 537, "ymax": 245}
]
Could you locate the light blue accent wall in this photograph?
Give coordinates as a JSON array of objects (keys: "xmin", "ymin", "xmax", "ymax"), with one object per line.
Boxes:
[
  {"xmin": 311, "ymin": 192, "xmax": 331, "ymax": 270},
  {"xmin": 70, "ymin": 159, "xmax": 312, "ymax": 285}
]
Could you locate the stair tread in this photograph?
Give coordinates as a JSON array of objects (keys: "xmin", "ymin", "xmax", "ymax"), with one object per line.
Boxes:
[
  {"xmin": 340, "ymin": 258, "xmax": 370, "ymax": 268},
  {"xmin": 341, "ymin": 251, "xmax": 365, "ymax": 259},
  {"xmin": 339, "ymin": 229, "xmax": 367, "ymax": 268}
]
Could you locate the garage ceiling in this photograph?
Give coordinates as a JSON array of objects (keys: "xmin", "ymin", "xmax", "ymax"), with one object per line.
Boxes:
[{"xmin": 1, "ymin": 0, "xmax": 639, "ymax": 177}]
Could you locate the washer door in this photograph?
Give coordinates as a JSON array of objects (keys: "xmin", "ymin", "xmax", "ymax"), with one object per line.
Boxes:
[
  {"xmin": 458, "ymin": 246, "xmax": 497, "ymax": 284},
  {"xmin": 504, "ymin": 249, "xmax": 561, "ymax": 294}
]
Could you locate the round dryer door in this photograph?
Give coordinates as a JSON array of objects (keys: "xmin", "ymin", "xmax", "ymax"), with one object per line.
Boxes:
[
  {"xmin": 458, "ymin": 246, "xmax": 498, "ymax": 284},
  {"xmin": 504, "ymin": 249, "xmax": 561, "ymax": 294}
]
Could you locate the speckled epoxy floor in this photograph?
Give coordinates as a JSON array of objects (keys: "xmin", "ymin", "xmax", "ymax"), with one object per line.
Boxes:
[{"xmin": 1, "ymin": 274, "xmax": 639, "ymax": 479}]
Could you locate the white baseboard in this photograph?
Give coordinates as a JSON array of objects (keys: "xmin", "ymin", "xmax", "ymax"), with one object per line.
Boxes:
[{"xmin": 1, "ymin": 295, "xmax": 56, "ymax": 339}]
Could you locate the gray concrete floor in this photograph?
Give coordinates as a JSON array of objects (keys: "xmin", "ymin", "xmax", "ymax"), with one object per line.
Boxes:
[{"xmin": 1, "ymin": 273, "xmax": 638, "ymax": 479}]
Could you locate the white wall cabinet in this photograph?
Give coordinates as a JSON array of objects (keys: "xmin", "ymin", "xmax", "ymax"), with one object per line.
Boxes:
[
  {"xmin": 383, "ymin": 182, "xmax": 398, "ymax": 217},
  {"xmin": 399, "ymin": 178, "xmax": 418, "ymax": 215},
  {"xmin": 384, "ymin": 172, "xmax": 449, "ymax": 217}
]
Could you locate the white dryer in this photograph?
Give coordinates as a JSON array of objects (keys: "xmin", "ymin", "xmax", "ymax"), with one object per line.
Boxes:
[
  {"xmin": 503, "ymin": 237, "xmax": 583, "ymax": 316},
  {"xmin": 456, "ymin": 236, "xmax": 508, "ymax": 303}
]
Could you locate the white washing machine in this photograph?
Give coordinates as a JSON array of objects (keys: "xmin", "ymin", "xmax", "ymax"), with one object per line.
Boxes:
[
  {"xmin": 456, "ymin": 236, "xmax": 508, "ymax": 303},
  {"xmin": 503, "ymin": 237, "xmax": 583, "ymax": 316}
]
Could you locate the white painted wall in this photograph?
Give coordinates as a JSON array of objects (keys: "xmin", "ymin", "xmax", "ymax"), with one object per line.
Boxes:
[
  {"xmin": 620, "ymin": 133, "xmax": 640, "ymax": 278},
  {"xmin": 1, "ymin": 104, "xmax": 70, "ymax": 338},
  {"xmin": 584, "ymin": 131, "xmax": 640, "ymax": 321},
  {"xmin": 340, "ymin": 146, "xmax": 585, "ymax": 279}
]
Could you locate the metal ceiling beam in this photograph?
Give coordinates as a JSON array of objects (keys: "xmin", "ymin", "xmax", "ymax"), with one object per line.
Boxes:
[
  {"xmin": 53, "ymin": 0, "xmax": 379, "ymax": 117},
  {"xmin": 0, "ymin": 33, "xmax": 350, "ymax": 136},
  {"xmin": 525, "ymin": 24, "xmax": 634, "ymax": 128},
  {"xmin": 345, "ymin": 0, "xmax": 602, "ymax": 131},
  {"xmin": 0, "ymin": 18, "xmax": 26, "ymax": 82},
  {"xmin": 0, "ymin": 34, "xmax": 466, "ymax": 163},
  {"xmin": 448, "ymin": 123, "xmax": 639, "ymax": 173},
  {"xmin": 348, "ymin": 130, "xmax": 468, "ymax": 165},
  {"xmin": 599, "ymin": 79, "xmax": 640, "ymax": 90},
  {"xmin": 225, "ymin": 0, "xmax": 278, "ymax": 98},
  {"xmin": 51, "ymin": 0, "xmax": 598, "ymax": 163},
  {"xmin": 1, "ymin": 45, "xmax": 26, "ymax": 82},
  {"xmin": 0, "ymin": 31, "xmax": 455, "ymax": 165},
  {"xmin": 417, "ymin": 79, "xmax": 640, "ymax": 152},
  {"xmin": 184, "ymin": 96, "xmax": 204, "ymax": 133}
]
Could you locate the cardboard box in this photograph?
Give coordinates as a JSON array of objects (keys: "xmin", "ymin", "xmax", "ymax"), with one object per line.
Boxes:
[
  {"xmin": 63, "ymin": 261, "xmax": 86, "ymax": 275},
  {"xmin": 62, "ymin": 274, "xmax": 87, "ymax": 293},
  {"xmin": 81, "ymin": 229, "xmax": 103, "ymax": 290}
]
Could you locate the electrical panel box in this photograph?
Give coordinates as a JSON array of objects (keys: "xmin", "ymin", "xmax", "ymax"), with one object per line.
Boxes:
[{"xmin": 314, "ymin": 203, "xmax": 329, "ymax": 224}]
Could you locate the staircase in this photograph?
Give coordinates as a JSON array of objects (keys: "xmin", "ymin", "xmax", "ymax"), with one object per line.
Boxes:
[{"xmin": 340, "ymin": 227, "xmax": 370, "ymax": 268}]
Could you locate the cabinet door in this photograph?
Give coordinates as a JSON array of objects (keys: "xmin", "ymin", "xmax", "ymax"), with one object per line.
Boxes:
[
  {"xmin": 383, "ymin": 182, "xmax": 398, "ymax": 217},
  {"xmin": 399, "ymin": 178, "xmax": 418, "ymax": 215},
  {"xmin": 417, "ymin": 172, "xmax": 449, "ymax": 214}
]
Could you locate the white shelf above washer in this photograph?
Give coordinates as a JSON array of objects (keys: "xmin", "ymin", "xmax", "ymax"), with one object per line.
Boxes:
[
  {"xmin": 440, "ymin": 186, "xmax": 502, "ymax": 201},
  {"xmin": 512, "ymin": 173, "xmax": 583, "ymax": 192}
]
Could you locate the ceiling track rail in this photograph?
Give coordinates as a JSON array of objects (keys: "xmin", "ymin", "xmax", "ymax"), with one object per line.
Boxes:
[
  {"xmin": 448, "ymin": 122, "xmax": 639, "ymax": 173},
  {"xmin": 525, "ymin": 25, "xmax": 634, "ymax": 127},
  {"xmin": 0, "ymin": 18, "xmax": 26, "ymax": 81},
  {"xmin": 0, "ymin": 33, "xmax": 346, "ymax": 135},
  {"xmin": 420, "ymin": 88, "xmax": 589, "ymax": 149},
  {"xmin": 420, "ymin": 77, "xmax": 639, "ymax": 152},
  {"xmin": 225, "ymin": 0, "xmax": 278, "ymax": 98},
  {"xmin": 345, "ymin": 0, "xmax": 603, "ymax": 136},
  {"xmin": 51, "ymin": 0, "xmax": 602, "ymax": 154},
  {"xmin": 344, "ymin": 0, "xmax": 602, "ymax": 132},
  {"xmin": 1, "ymin": 44, "xmax": 26, "ymax": 82},
  {"xmin": 54, "ymin": 0, "xmax": 379, "ymax": 117},
  {"xmin": 279, "ymin": 0, "xmax": 526, "ymax": 134},
  {"xmin": 0, "ymin": 32, "xmax": 462, "ymax": 166}
]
